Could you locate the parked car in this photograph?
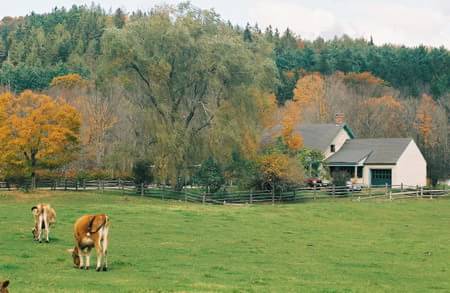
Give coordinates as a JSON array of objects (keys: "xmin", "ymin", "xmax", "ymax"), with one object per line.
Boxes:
[
  {"xmin": 346, "ymin": 181, "xmax": 363, "ymax": 191},
  {"xmin": 305, "ymin": 178, "xmax": 322, "ymax": 187},
  {"xmin": 321, "ymin": 179, "xmax": 331, "ymax": 187}
]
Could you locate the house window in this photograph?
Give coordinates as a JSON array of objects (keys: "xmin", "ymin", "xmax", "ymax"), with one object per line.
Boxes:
[
  {"xmin": 330, "ymin": 144, "xmax": 335, "ymax": 153},
  {"xmin": 357, "ymin": 166, "xmax": 363, "ymax": 178}
]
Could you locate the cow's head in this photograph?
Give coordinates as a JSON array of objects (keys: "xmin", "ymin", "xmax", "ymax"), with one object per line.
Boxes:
[
  {"xmin": 1, "ymin": 280, "xmax": 9, "ymax": 293},
  {"xmin": 67, "ymin": 247, "xmax": 80, "ymax": 268}
]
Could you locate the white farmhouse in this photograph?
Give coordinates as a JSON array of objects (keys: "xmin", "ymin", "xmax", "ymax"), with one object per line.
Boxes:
[
  {"xmin": 325, "ymin": 138, "xmax": 426, "ymax": 186},
  {"xmin": 263, "ymin": 116, "xmax": 427, "ymax": 187}
]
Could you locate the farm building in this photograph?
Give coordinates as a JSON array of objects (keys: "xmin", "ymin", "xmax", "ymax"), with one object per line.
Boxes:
[
  {"xmin": 325, "ymin": 138, "xmax": 426, "ymax": 187},
  {"xmin": 262, "ymin": 117, "xmax": 427, "ymax": 187}
]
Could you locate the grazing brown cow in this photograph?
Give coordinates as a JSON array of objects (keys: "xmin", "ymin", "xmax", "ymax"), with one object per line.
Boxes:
[
  {"xmin": 31, "ymin": 204, "xmax": 56, "ymax": 243},
  {"xmin": 0, "ymin": 280, "xmax": 9, "ymax": 293},
  {"xmin": 68, "ymin": 214, "xmax": 110, "ymax": 271}
]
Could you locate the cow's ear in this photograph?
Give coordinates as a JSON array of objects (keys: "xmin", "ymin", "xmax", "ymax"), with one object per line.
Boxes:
[
  {"xmin": 66, "ymin": 248, "xmax": 74, "ymax": 253},
  {"xmin": 31, "ymin": 206, "xmax": 37, "ymax": 211},
  {"xmin": 1, "ymin": 280, "xmax": 9, "ymax": 288}
]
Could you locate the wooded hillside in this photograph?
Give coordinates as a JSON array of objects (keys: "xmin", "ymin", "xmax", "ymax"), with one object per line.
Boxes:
[{"xmin": 0, "ymin": 3, "xmax": 448, "ymax": 186}]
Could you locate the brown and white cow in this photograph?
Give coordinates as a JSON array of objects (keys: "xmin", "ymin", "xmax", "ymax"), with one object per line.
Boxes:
[
  {"xmin": 68, "ymin": 214, "xmax": 110, "ymax": 271},
  {"xmin": 0, "ymin": 280, "xmax": 9, "ymax": 293},
  {"xmin": 31, "ymin": 204, "xmax": 56, "ymax": 243}
]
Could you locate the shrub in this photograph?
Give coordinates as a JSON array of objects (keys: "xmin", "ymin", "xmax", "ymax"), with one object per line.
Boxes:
[
  {"xmin": 132, "ymin": 160, "xmax": 153, "ymax": 184},
  {"xmin": 195, "ymin": 157, "xmax": 225, "ymax": 193}
]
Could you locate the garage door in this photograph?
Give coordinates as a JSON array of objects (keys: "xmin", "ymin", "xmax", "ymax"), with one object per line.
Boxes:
[{"xmin": 371, "ymin": 169, "xmax": 392, "ymax": 186}]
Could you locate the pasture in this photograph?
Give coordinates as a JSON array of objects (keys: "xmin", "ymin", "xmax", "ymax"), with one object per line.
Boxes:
[{"xmin": 1, "ymin": 191, "xmax": 450, "ymax": 292}]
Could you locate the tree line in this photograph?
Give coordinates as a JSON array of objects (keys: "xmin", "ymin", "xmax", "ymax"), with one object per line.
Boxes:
[{"xmin": 0, "ymin": 3, "xmax": 448, "ymax": 189}]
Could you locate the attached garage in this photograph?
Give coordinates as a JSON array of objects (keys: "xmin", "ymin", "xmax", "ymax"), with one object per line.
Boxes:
[{"xmin": 370, "ymin": 169, "xmax": 392, "ymax": 186}]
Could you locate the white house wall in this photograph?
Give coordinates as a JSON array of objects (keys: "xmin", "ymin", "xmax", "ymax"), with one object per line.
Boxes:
[
  {"xmin": 394, "ymin": 140, "xmax": 427, "ymax": 186},
  {"xmin": 324, "ymin": 128, "xmax": 351, "ymax": 159}
]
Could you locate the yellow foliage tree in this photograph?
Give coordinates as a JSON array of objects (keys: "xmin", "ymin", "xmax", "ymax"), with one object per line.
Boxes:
[
  {"xmin": 258, "ymin": 153, "xmax": 304, "ymax": 188},
  {"xmin": 50, "ymin": 73, "xmax": 86, "ymax": 89},
  {"xmin": 0, "ymin": 90, "xmax": 81, "ymax": 186},
  {"xmin": 292, "ymin": 72, "xmax": 328, "ymax": 122}
]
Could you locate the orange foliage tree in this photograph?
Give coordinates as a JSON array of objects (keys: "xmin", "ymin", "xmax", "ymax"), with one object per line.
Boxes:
[
  {"xmin": 415, "ymin": 94, "xmax": 437, "ymax": 146},
  {"xmin": 0, "ymin": 90, "xmax": 81, "ymax": 185},
  {"xmin": 281, "ymin": 100, "xmax": 304, "ymax": 151}
]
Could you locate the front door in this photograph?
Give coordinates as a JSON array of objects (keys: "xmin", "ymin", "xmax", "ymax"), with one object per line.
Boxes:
[
  {"xmin": 370, "ymin": 169, "xmax": 392, "ymax": 186},
  {"xmin": 371, "ymin": 169, "xmax": 392, "ymax": 186}
]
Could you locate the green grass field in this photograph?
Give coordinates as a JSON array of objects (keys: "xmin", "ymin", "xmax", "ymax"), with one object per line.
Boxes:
[{"xmin": 1, "ymin": 191, "xmax": 450, "ymax": 292}]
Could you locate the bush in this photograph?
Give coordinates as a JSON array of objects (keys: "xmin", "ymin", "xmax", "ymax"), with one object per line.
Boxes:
[
  {"xmin": 132, "ymin": 160, "xmax": 153, "ymax": 184},
  {"xmin": 195, "ymin": 157, "xmax": 225, "ymax": 193},
  {"xmin": 331, "ymin": 171, "xmax": 351, "ymax": 186}
]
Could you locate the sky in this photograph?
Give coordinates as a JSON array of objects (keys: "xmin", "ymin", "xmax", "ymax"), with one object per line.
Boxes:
[{"xmin": 1, "ymin": 0, "xmax": 449, "ymax": 48}]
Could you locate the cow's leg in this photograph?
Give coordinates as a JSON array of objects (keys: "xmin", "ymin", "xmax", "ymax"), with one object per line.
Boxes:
[
  {"xmin": 101, "ymin": 227, "xmax": 109, "ymax": 271},
  {"xmin": 95, "ymin": 235, "xmax": 103, "ymax": 272},
  {"xmin": 79, "ymin": 251, "xmax": 85, "ymax": 269},
  {"xmin": 85, "ymin": 249, "xmax": 91, "ymax": 270},
  {"xmin": 37, "ymin": 215, "xmax": 43, "ymax": 243},
  {"xmin": 44, "ymin": 216, "xmax": 49, "ymax": 243}
]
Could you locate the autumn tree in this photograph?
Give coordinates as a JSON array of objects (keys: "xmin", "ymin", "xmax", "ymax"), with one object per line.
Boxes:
[
  {"xmin": 414, "ymin": 94, "xmax": 449, "ymax": 184},
  {"xmin": 257, "ymin": 153, "xmax": 304, "ymax": 190},
  {"xmin": 292, "ymin": 72, "xmax": 329, "ymax": 122},
  {"xmin": 49, "ymin": 74, "xmax": 121, "ymax": 170},
  {"xmin": 0, "ymin": 90, "xmax": 80, "ymax": 186},
  {"xmin": 357, "ymin": 95, "xmax": 407, "ymax": 138}
]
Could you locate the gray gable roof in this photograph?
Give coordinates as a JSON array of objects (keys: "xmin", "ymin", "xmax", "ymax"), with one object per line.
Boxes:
[
  {"xmin": 326, "ymin": 138, "xmax": 413, "ymax": 165},
  {"xmin": 261, "ymin": 123, "xmax": 354, "ymax": 152}
]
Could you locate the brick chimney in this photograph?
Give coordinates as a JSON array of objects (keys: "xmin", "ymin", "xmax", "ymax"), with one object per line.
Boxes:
[{"xmin": 335, "ymin": 113, "xmax": 345, "ymax": 125}]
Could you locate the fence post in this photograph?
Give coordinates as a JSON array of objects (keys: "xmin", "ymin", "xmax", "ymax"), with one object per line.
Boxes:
[
  {"xmin": 75, "ymin": 180, "xmax": 79, "ymax": 191},
  {"xmin": 202, "ymin": 192, "xmax": 206, "ymax": 205},
  {"xmin": 293, "ymin": 189, "xmax": 296, "ymax": 201},
  {"xmin": 369, "ymin": 185, "xmax": 372, "ymax": 197},
  {"xmin": 121, "ymin": 180, "xmax": 124, "ymax": 196},
  {"xmin": 385, "ymin": 183, "xmax": 388, "ymax": 198},
  {"xmin": 184, "ymin": 188, "xmax": 187, "ymax": 203},
  {"xmin": 313, "ymin": 184, "xmax": 317, "ymax": 200},
  {"xmin": 141, "ymin": 183, "xmax": 144, "ymax": 196},
  {"xmin": 272, "ymin": 186, "xmax": 275, "ymax": 205},
  {"xmin": 83, "ymin": 179, "xmax": 86, "ymax": 190},
  {"xmin": 332, "ymin": 184, "xmax": 335, "ymax": 197},
  {"xmin": 401, "ymin": 183, "xmax": 403, "ymax": 192},
  {"xmin": 64, "ymin": 179, "xmax": 67, "ymax": 191},
  {"xmin": 101, "ymin": 180, "xmax": 104, "ymax": 193},
  {"xmin": 97, "ymin": 180, "xmax": 100, "ymax": 190},
  {"xmin": 250, "ymin": 189, "xmax": 253, "ymax": 204},
  {"xmin": 416, "ymin": 185, "xmax": 419, "ymax": 198},
  {"xmin": 389, "ymin": 189, "xmax": 392, "ymax": 200},
  {"xmin": 162, "ymin": 185, "xmax": 165, "ymax": 201}
]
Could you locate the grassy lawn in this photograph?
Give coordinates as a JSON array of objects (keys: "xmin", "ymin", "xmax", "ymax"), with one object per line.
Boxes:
[{"xmin": 1, "ymin": 191, "xmax": 450, "ymax": 292}]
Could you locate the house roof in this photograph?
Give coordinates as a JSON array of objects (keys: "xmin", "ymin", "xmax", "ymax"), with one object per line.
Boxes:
[
  {"xmin": 261, "ymin": 123, "xmax": 355, "ymax": 152},
  {"xmin": 326, "ymin": 138, "xmax": 413, "ymax": 165}
]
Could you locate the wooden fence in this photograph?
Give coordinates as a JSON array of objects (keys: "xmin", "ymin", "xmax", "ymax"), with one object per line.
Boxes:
[{"xmin": 0, "ymin": 179, "xmax": 448, "ymax": 205}]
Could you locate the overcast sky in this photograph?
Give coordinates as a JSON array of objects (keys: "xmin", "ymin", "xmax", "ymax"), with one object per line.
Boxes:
[{"xmin": 1, "ymin": 0, "xmax": 449, "ymax": 48}]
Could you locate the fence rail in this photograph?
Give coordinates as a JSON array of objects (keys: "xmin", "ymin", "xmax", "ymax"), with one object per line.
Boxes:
[{"xmin": 0, "ymin": 179, "xmax": 448, "ymax": 205}]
